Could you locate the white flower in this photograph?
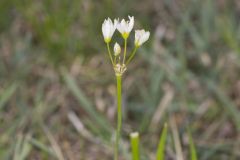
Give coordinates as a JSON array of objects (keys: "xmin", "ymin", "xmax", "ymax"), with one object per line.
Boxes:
[
  {"xmin": 114, "ymin": 42, "xmax": 121, "ymax": 56},
  {"xmin": 117, "ymin": 16, "xmax": 134, "ymax": 39},
  {"xmin": 134, "ymin": 29, "xmax": 150, "ymax": 47},
  {"xmin": 102, "ymin": 18, "xmax": 118, "ymax": 43}
]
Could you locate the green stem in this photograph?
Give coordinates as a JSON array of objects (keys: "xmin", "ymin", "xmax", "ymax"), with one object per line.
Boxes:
[
  {"xmin": 114, "ymin": 75, "xmax": 122, "ymax": 160},
  {"xmin": 126, "ymin": 46, "xmax": 138, "ymax": 65},
  {"xmin": 130, "ymin": 132, "xmax": 140, "ymax": 160},
  {"xmin": 107, "ymin": 42, "xmax": 114, "ymax": 66},
  {"xmin": 122, "ymin": 38, "xmax": 127, "ymax": 64}
]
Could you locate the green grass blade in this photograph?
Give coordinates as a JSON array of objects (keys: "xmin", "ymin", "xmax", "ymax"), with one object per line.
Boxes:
[
  {"xmin": 205, "ymin": 80, "xmax": 240, "ymax": 131},
  {"xmin": 156, "ymin": 123, "xmax": 168, "ymax": 160},
  {"xmin": 130, "ymin": 132, "xmax": 140, "ymax": 160},
  {"xmin": 62, "ymin": 71, "xmax": 112, "ymax": 134},
  {"xmin": 0, "ymin": 83, "xmax": 17, "ymax": 110},
  {"xmin": 13, "ymin": 134, "xmax": 31, "ymax": 160},
  {"xmin": 28, "ymin": 137, "xmax": 56, "ymax": 157},
  {"xmin": 188, "ymin": 127, "xmax": 198, "ymax": 160}
]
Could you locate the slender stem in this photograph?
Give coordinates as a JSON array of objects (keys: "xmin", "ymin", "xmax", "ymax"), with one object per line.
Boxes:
[
  {"xmin": 114, "ymin": 75, "xmax": 122, "ymax": 160},
  {"xmin": 114, "ymin": 56, "xmax": 117, "ymax": 64},
  {"xmin": 118, "ymin": 56, "xmax": 121, "ymax": 64},
  {"xmin": 126, "ymin": 46, "xmax": 138, "ymax": 65},
  {"xmin": 130, "ymin": 132, "xmax": 140, "ymax": 160},
  {"xmin": 107, "ymin": 42, "xmax": 114, "ymax": 66},
  {"xmin": 122, "ymin": 38, "xmax": 127, "ymax": 64}
]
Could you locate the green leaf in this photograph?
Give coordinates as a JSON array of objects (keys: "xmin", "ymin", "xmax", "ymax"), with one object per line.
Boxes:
[
  {"xmin": 188, "ymin": 127, "xmax": 198, "ymax": 160},
  {"xmin": 156, "ymin": 123, "xmax": 168, "ymax": 160}
]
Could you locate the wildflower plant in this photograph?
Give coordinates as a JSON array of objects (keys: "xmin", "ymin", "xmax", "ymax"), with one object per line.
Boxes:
[{"xmin": 102, "ymin": 16, "xmax": 150, "ymax": 160}]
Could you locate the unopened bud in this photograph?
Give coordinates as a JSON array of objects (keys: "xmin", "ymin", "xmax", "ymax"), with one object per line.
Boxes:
[{"xmin": 114, "ymin": 42, "xmax": 121, "ymax": 56}]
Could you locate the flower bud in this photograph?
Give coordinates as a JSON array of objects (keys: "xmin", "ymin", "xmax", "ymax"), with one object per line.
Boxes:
[{"xmin": 114, "ymin": 42, "xmax": 121, "ymax": 56}]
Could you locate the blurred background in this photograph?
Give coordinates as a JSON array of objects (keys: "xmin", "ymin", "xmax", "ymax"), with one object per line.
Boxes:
[{"xmin": 1, "ymin": 0, "xmax": 240, "ymax": 159}]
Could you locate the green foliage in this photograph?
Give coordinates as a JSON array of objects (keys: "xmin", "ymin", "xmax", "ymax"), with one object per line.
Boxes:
[
  {"xmin": 156, "ymin": 124, "xmax": 168, "ymax": 160},
  {"xmin": 13, "ymin": 135, "xmax": 31, "ymax": 160},
  {"xmin": 129, "ymin": 124, "xmax": 199, "ymax": 160},
  {"xmin": 0, "ymin": 0, "xmax": 17, "ymax": 31},
  {"xmin": 0, "ymin": 83, "xmax": 17, "ymax": 110},
  {"xmin": 63, "ymin": 71, "xmax": 112, "ymax": 139},
  {"xmin": 188, "ymin": 127, "xmax": 198, "ymax": 160},
  {"xmin": 14, "ymin": 0, "xmax": 114, "ymax": 65}
]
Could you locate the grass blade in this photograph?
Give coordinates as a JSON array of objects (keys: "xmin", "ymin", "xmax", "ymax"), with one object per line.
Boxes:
[
  {"xmin": 156, "ymin": 123, "xmax": 168, "ymax": 160},
  {"xmin": 170, "ymin": 117, "xmax": 184, "ymax": 160},
  {"xmin": 0, "ymin": 83, "xmax": 17, "ymax": 110},
  {"xmin": 28, "ymin": 137, "xmax": 56, "ymax": 157},
  {"xmin": 205, "ymin": 80, "xmax": 240, "ymax": 131},
  {"xmin": 13, "ymin": 134, "xmax": 31, "ymax": 160},
  {"xmin": 188, "ymin": 127, "xmax": 198, "ymax": 160},
  {"xmin": 62, "ymin": 71, "xmax": 112, "ymax": 134}
]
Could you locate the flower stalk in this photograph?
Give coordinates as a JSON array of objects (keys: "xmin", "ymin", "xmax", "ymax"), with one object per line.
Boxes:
[
  {"xmin": 102, "ymin": 16, "xmax": 150, "ymax": 160},
  {"xmin": 130, "ymin": 132, "xmax": 140, "ymax": 160},
  {"xmin": 126, "ymin": 46, "xmax": 138, "ymax": 65},
  {"xmin": 114, "ymin": 74, "xmax": 122, "ymax": 160},
  {"xmin": 123, "ymin": 38, "xmax": 127, "ymax": 64},
  {"xmin": 107, "ymin": 42, "xmax": 114, "ymax": 65}
]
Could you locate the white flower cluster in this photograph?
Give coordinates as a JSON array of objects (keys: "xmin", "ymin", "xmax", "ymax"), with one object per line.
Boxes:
[
  {"xmin": 102, "ymin": 16, "xmax": 150, "ymax": 76},
  {"xmin": 102, "ymin": 16, "xmax": 150, "ymax": 46}
]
